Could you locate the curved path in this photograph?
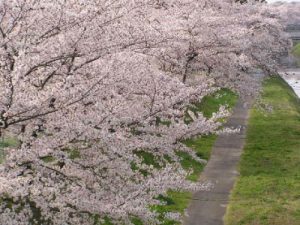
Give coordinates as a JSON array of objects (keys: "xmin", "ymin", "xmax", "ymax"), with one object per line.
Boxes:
[{"xmin": 184, "ymin": 98, "xmax": 251, "ymax": 225}]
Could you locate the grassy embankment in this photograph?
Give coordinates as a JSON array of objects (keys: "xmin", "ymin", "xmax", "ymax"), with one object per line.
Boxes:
[
  {"xmin": 225, "ymin": 76, "xmax": 300, "ymax": 225},
  {"xmin": 0, "ymin": 137, "xmax": 19, "ymax": 163},
  {"xmin": 0, "ymin": 89, "xmax": 238, "ymax": 225},
  {"xmin": 292, "ymin": 43, "xmax": 300, "ymax": 66},
  {"xmin": 292, "ymin": 43, "xmax": 300, "ymax": 58}
]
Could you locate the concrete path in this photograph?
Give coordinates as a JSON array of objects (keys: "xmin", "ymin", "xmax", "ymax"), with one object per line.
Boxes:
[{"xmin": 184, "ymin": 98, "xmax": 251, "ymax": 225}]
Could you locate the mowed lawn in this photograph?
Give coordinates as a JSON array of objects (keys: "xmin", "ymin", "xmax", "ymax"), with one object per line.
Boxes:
[
  {"xmin": 292, "ymin": 43, "xmax": 300, "ymax": 58},
  {"xmin": 292, "ymin": 43, "xmax": 300, "ymax": 66},
  {"xmin": 225, "ymin": 76, "xmax": 300, "ymax": 225}
]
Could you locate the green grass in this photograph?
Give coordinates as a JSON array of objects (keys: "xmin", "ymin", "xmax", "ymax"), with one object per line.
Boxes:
[
  {"xmin": 179, "ymin": 134, "xmax": 217, "ymax": 181},
  {"xmin": 176, "ymin": 151, "xmax": 205, "ymax": 182},
  {"xmin": 225, "ymin": 76, "xmax": 300, "ymax": 225},
  {"xmin": 292, "ymin": 43, "xmax": 300, "ymax": 66},
  {"xmin": 130, "ymin": 217, "xmax": 144, "ymax": 225},
  {"xmin": 292, "ymin": 43, "xmax": 300, "ymax": 58},
  {"xmin": 134, "ymin": 150, "xmax": 162, "ymax": 169},
  {"xmin": 151, "ymin": 190, "xmax": 193, "ymax": 225},
  {"xmin": 40, "ymin": 155, "xmax": 56, "ymax": 163},
  {"xmin": 101, "ymin": 217, "xmax": 114, "ymax": 225},
  {"xmin": 0, "ymin": 137, "xmax": 20, "ymax": 163},
  {"xmin": 183, "ymin": 134, "xmax": 217, "ymax": 161},
  {"xmin": 189, "ymin": 88, "xmax": 238, "ymax": 119}
]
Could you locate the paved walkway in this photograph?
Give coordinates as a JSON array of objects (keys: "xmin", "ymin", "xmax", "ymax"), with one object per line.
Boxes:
[{"xmin": 184, "ymin": 98, "xmax": 251, "ymax": 225}]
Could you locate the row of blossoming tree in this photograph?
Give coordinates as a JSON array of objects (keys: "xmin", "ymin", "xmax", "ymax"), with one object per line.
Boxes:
[{"xmin": 0, "ymin": 0, "xmax": 291, "ymax": 224}]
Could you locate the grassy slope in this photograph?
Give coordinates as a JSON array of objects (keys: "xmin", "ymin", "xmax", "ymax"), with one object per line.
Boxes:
[
  {"xmin": 225, "ymin": 76, "xmax": 300, "ymax": 225},
  {"xmin": 292, "ymin": 43, "xmax": 300, "ymax": 58},
  {"xmin": 292, "ymin": 43, "xmax": 300, "ymax": 66},
  {"xmin": 0, "ymin": 137, "xmax": 20, "ymax": 163},
  {"xmin": 193, "ymin": 88, "xmax": 238, "ymax": 118}
]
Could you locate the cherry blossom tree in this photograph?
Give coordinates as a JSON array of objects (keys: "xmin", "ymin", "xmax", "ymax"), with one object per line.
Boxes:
[
  {"xmin": 0, "ymin": 0, "xmax": 289, "ymax": 224},
  {"xmin": 0, "ymin": 1, "xmax": 226, "ymax": 224},
  {"xmin": 140, "ymin": 0, "xmax": 289, "ymax": 94},
  {"xmin": 272, "ymin": 1, "xmax": 300, "ymax": 26}
]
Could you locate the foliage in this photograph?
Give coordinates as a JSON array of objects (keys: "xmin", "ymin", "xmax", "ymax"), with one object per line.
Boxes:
[{"xmin": 225, "ymin": 76, "xmax": 300, "ymax": 225}]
